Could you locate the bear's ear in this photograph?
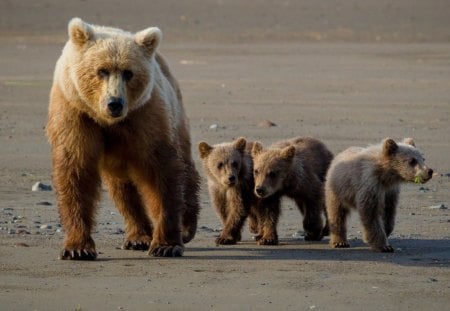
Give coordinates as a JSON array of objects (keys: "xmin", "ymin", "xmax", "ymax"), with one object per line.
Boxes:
[
  {"xmin": 402, "ymin": 138, "xmax": 416, "ymax": 147},
  {"xmin": 68, "ymin": 17, "xmax": 94, "ymax": 47},
  {"xmin": 135, "ymin": 27, "xmax": 162, "ymax": 56},
  {"xmin": 251, "ymin": 142, "xmax": 263, "ymax": 157},
  {"xmin": 281, "ymin": 145, "xmax": 296, "ymax": 161},
  {"xmin": 198, "ymin": 142, "xmax": 213, "ymax": 159},
  {"xmin": 233, "ymin": 137, "xmax": 247, "ymax": 153},
  {"xmin": 382, "ymin": 138, "xmax": 398, "ymax": 156}
]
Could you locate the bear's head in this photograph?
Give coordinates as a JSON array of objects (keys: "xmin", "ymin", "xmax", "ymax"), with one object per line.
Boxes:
[
  {"xmin": 251, "ymin": 142, "xmax": 296, "ymax": 198},
  {"xmin": 381, "ymin": 138, "xmax": 433, "ymax": 184},
  {"xmin": 61, "ymin": 18, "xmax": 162, "ymax": 125},
  {"xmin": 198, "ymin": 137, "xmax": 248, "ymax": 188}
]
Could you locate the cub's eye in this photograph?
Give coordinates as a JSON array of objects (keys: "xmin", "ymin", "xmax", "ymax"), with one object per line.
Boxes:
[
  {"xmin": 409, "ymin": 158, "xmax": 417, "ymax": 166},
  {"xmin": 97, "ymin": 68, "xmax": 109, "ymax": 78},
  {"xmin": 122, "ymin": 70, "xmax": 133, "ymax": 81},
  {"xmin": 268, "ymin": 171, "xmax": 277, "ymax": 179},
  {"xmin": 254, "ymin": 169, "xmax": 259, "ymax": 176},
  {"xmin": 231, "ymin": 161, "xmax": 238, "ymax": 168},
  {"xmin": 217, "ymin": 162, "xmax": 223, "ymax": 170}
]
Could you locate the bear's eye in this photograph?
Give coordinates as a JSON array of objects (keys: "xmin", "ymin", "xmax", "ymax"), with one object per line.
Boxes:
[
  {"xmin": 122, "ymin": 70, "xmax": 133, "ymax": 82},
  {"xmin": 231, "ymin": 161, "xmax": 238, "ymax": 168},
  {"xmin": 409, "ymin": 158, "xmax": 417, "ymax": 166},
  {"xmin": 268, "ymin": 171, "xmax": 277, "ymax": 179},
  {"xmin": 254, "ymin": 169, "xmax": 259, "ymax": 176},
  {"xmin": 217, "ymin": 162, "xmax": 223, "ymax": 170},
  {"xmin": 97, "ymin": 68, "xmax": 109, "ymax": 78}
]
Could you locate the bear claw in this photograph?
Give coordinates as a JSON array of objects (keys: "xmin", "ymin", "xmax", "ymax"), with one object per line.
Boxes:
[
  {"xmin": 374, "ymin": 245, "xmax": 394, "ymax": 253},
  {"xmin": 149, "ymin": 245, "xmax": 184, "ymax": 257},
  {"xmin": 122, "ymin": 240, "xmax": 150, "ymax": 251},
  {"xmin": 257, "ymin": 238, "xmax": 278, "ymax": 245},
  {"xmin": 332, "ymin": 241, "xmax": 350, "ymax": 248},
  {"xmin": 215, "ymin": 237, "xmax": 238, "ymax": 245},
  {"xmin": 60, "ymin": 248, "xmax": 97, "ymax": 260}
]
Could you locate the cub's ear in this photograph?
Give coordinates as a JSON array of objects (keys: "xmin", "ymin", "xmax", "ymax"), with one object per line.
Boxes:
[
  {"xmin": 402, "ymin": 138, "xmax": 416, "ymax": 147},
  {"xmin": 135, "ymin": 27, "xmax": 162, "ymax": 56},
  {"xmin": 251, "ymin": 142, "xmax": 263, "ymax": 157},
  {"xmin": 233, "ymin": 137, "xmax": 247, "ymax": 153},
  {"xmin": 68, "ymin": 17, "xmax": 94, "ymax": 47},
  {"xmin": 383, "ymin": 138, "xmax": 398, "ymax": 156},
  {"xmin": 198, "ymin": 142, "xmax": 213, "ymax": 159},
  {"xmin": 281, "ymin": 145, "xmax": 296, "ymax": 161}
]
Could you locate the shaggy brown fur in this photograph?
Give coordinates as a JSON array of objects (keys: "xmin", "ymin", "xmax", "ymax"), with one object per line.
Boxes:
[
  {"xmin": 251, "ymin": 137, "xmax": 333, "ymax": 245},
  {"xmin": 325, "ymin": 138, "xmax": 433, "ymax": 252},
  {"xmin": 46, "ymin": 18, "xmax": 200, "ymax": 259},
  {"xmin": 198, "ymin": 137, "xmax": 258, "ymax": 245}
]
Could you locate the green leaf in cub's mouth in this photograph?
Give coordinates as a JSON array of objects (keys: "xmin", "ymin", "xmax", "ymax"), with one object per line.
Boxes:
[{"xmin": 414, "ymin": 176, "xmax": 422, "ymax": 184}]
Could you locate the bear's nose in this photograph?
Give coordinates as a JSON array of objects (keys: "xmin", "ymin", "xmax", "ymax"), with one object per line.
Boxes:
[
  {"xmin": 428, "ymin": 169, "xmax": 433, "ymax": 178},
  {"xmin": 255, "ymin": 186, "xmax": 265, "ymax": 197},
  {"xmin": 228, "ymin": 175, "xmax": 236, "ymax": 184},
  {"xmin": 107, "ymin": 97, "xmax": 124, "ymax": 117}
]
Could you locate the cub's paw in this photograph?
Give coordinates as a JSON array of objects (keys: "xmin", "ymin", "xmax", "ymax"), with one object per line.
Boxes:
[
  {"xmin": 304, "ymin": 232, "xmax": 324, "ymax": 241},
  {"xmin": 331, "ymin": 241, "xmax": 350, "ymax": 248},
  {"xmin": 215, "ymin": 236, "xmax": 238, "ymax": 245},
  {"xmin": 373, "ymin": 245, "xmax": 394, "ymax": 253},
  {"xmin": 149, "ymin": 244, "xmax": 184, "ymax": 257},
  {"xmin": 257, "ymin": 237, "xmax": 278, "ymax": 245},
  {"xmin": 60, "ymin": 248, "xmax": 97, "ymax": 260},
  {"xmin": 253, "ymin": 234, "xmax": 263, "ymax": 241}
]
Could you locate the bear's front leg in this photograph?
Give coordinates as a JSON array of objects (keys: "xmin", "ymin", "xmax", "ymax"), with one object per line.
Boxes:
[
  {"xmin": 52, "ymin": 146, "xmax": 102, "ymax": 260},
  {"xmin": 255, "ymin": 197, "xmax": 280, "ymax": 245},
  {"xmin": 359, "ymin": 202, "xmax": 394, "ymax": 253},
  {"xmin": 137, "ymin": 156, "xmax": 185, "ymax": 257},
  {"xmin": 326, "ymin": 192, "xmax": 350, "ymax": 248},
  {"xmin": 215, "ymin": 189, "xmax": 248, "ymax": 245}
]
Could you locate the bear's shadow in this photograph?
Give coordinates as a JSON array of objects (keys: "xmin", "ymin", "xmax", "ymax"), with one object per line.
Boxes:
[{"xmin": 181, "ymin": 238, "xmax": 450, "ymax": 268}]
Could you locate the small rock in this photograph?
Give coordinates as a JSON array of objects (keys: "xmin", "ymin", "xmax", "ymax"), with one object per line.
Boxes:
[
  {"xmin": 8, "ymin": 228, "xmax": 16, "ymax": 234},
  {"xmin": 209, "ymin": 124, "xmax": 219, "ymax": 130},
  {"xmin": 32, "ymin": 182, "xmax": 52, "ymax": 192},
  {"xmin": 198, "ymin": 226, "xmax": 215, "ymax": 233},
  {"xmin": 428, "ymin": 277, "xmax": 438, "ymax": 283},
  {"xmin": 40, "ymin": 224, "xmax": 52, "ymax": 230},
  {"xmin": 15, "ymin": 242, "xmax": 30, "ymax": 247},
  {"xmin": 36, "ymin": 201, "xmax": 52, "ymax": 206},
  {"xmin": 112, "ymin": 228, "xmax": 125, "ymax": 235},
  {"xmin": 258, "ymin": 120, "xmax": 277, "ymax": 128},
  {"xmin": 418, "ymin": 187, "xmax": 430, "ymax": 193},
  {"xmin": 427, "ymin": 204, "xmax": 447, "ymax": 210},
  {"xmin": 292, "ymin": 230, "xmax": 305, "ymax": 239},
  {"xmin": 17, "ymin": 229, "xmax": 30, "ymax": 234}
]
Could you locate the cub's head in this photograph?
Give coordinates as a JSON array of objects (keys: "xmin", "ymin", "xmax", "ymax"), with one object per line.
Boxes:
[
  {"xmin": 198, "ymin": 137, "xmax": 248, "ymax": 188},
  {"xmin": 382, "ymin": 138, "xmax": 433, "ymax": 184},
  {"xmin": 64, "ymin": 18, "xmax": 162, "ymax": 124},
  {"xmin": 251, "ymin": 142, "xmax": 296, "ymax": 198}
]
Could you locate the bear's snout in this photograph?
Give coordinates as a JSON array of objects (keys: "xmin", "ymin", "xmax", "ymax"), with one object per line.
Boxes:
[
  {"xmin": 427, "ymin": 168, "xmax": 433, "ymax": 178},
  {"xmin": 107, "ymin": 97, "xmax": 124, "ymax": 117},
  {"xmin": 228, "ymin": 175, "xmax": 236, "ymax": 184}
]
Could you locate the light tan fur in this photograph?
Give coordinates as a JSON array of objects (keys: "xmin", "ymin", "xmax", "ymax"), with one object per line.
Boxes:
[
  {"xmin": 251, "ymin": 137, "xmax": 333, "ymax": 245},
  {"xmin": 325, "ymin": 138, "xmax": 433, "ymax": 252},
  {"xmin": 47, "ymin": 18, "xmax": 200, "ymax": 259},
  {"xmin": 198, "ymin": 138, "xmax": 258, "ymax": 245}
]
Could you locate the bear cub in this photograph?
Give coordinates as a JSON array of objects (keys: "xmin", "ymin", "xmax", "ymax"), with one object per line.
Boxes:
[
  {"xmin": 251, "ymin": 137, "xmax": 333, "ymax": 245},
  {"xmin": 325, "ymin": 138, "xmax": 433, "ymax": 252},
  {"xmin": 199, "ymin": 137, "xmax": 258, "ymax": 245}
]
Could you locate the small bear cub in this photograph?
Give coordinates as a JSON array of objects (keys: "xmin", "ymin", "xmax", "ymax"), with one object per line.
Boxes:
[
  {"xmin": 251, "ymin": 137, "xmax": 333, "ymax": 245},
  {"xmin": 199, "ymin": 137, "xmax": 258, "ymax": 245},
  {"xmin": 325, "ymin": 138, "xmax": 433, "ymax": 252}
]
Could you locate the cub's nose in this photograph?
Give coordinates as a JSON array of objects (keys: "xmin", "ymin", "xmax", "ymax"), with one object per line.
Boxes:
[
  {"xmin": 428, "ymin": 168, "xmax": 433, "ymax": 178},
  {"xmin": 228, "ymin": 175, "xmax": 236, "ymax": 184},
  {"xmin": 107, "ymin": 97, "xmax": 124, "ymax": 117},
  {"xmin": 255, "ymin": 186, "xmax": 265, "ymax": 197}
]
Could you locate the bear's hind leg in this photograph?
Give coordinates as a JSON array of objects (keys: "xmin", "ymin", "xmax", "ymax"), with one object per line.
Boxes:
[
  {"xmin": 105, "ymin": 176, "xmax": 152, "ymax": 250},
  {"xmin": 327, "ymin": 192, "xmax": 350, "ymax": 248},
  {"xmin": 181, "ymin": 162, "xmax": 201, "ymax": 244},
  {"xmin": 255, "ymin": 197, "xmax": 280, "ymax": 245},
  {"xmin": 297, "ymin": 197, "xmax": 324, "ymax": 241}
]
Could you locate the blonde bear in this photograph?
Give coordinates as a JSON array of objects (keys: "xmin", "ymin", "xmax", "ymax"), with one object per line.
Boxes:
[
  {"xmin": 47, "ymin": 18, "xmax": 200, "ymax": 259},
  {"xmin": 325, "ymin": 138, "xmax": 433, "ymax": 252}
]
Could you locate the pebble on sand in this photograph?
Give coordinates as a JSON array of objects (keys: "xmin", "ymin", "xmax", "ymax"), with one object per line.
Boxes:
[
  {"xmin": 258, "ymin": 120, "xmax": 277, "ymax": 128},
  {"xmin": 32, "ymin": 182, "xmax": 52, "ymax": 192}
]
